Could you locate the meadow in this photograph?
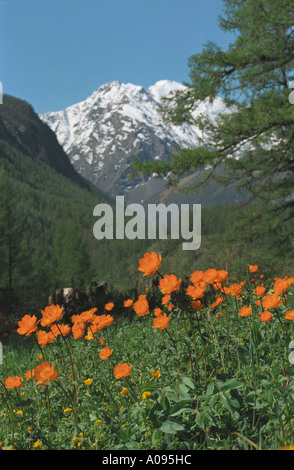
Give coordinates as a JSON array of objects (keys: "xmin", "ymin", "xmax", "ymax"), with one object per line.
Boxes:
[{"xmin": 0, "ymin": 251, "xmax": 293, "ymax": 451}]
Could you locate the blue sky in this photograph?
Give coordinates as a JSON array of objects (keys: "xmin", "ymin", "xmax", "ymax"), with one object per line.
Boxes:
[{"xmin": 0, "ymin": 0, "xmax": 233, "ymax": 114}]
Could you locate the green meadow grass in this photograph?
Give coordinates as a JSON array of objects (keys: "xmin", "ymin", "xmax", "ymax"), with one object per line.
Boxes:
[{"xmin": 0, "ymin": 261, "xmax": 294, "ymax": 451}]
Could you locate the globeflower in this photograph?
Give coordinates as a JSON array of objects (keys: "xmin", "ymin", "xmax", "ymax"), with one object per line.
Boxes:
[
  {"xmin": 151, "ymin": 369, "xmax": 161, "ymax": 379},
  {"xmin": 5, "ymin": 376, "xmax": 24, "ymax": 389},
  {"xmin": 284, "ymin": 310, "xmax": 294, "ymax": 320},
  {"xmin": 262, "ymin": 293, "xmax": 282, "ymax": 310},
  {"xmin": 113, "ymin": 363, "xmax": 132, "ymax": 379},
  {"xmin": 99, "ymin": 347, "xmax": 113, "ymax": 359},
  {"xmin": 34, "ymin": 361, "xmax": 59, "ymax": 387},
  {"xmin": 239, "ymin": 306, "xmax": 252, "ymax": 318},
  {"xmin": 152, "ymin": 310, "xmax": 170, "ymax": 330},
  {"xmin": 138, "ymin": 252, "xmax": 162, "ymax": 277},
  {"xmin": 203, "ymin": 269, "xmax": 218, "ymax": 284},
  {"xmin": 159, "ymin": 274, "xmax": 181, "ymax": 294},
  {"xmin": 249, "ymin": 265, "xmax": 259, "ymax": 273},
  {"xmin": 133, "ymin": 294, "xmax": 150, "ymax": 317},
  {"xmin": 40, "ymin": 305, "xmax": 63, "ymax": 327},
  {"xmin": 186, "ymin": 285, "xmax": 205, "ymax": 300},
  {"xmin": 123, "ymin": 299, "xmax": 133, "ymax": 307},
  {"xmin": 36, "ymin": 330, "xmax": 55, "ymax": 347},
  {"xmin": 260, "ymin": 310, "xmax": 273, "ymax": 322},
  {"xmin": 17, "ymin": 314, "xmax": 38, "ymax": 337},
  {"xmin": 254, "ymin": 286, "xmax": 266, "ymax": 297},
  {"xmin": 92, "ymin": 314, "xmax": 114, "ymax": 330},
  {"xmin": 104, "ymin": 302, "xmax": 114, "ymax": 312},
  {"xmin": 72, "ymin": 322, "xmax": 85, "ymax": 339}
]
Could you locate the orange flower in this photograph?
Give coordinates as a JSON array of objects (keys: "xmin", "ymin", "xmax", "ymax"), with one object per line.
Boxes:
[
  {"xmin": 273, "ymin": 277, "xmax": 294, "ymax": 295},
  {"xmin": 40, "ymin": 305, "xmax": 63, "ymax": 327},
  {"xmin": 262, "ymin": 293, "xmax": 282, "ymax": 310},
  {"xmin": 138, "ymin": 252, "xmax": 162, "ymax": 277},
  {"xmin": 203, "ymin": 269, "xmax": 218, "ymax": 284},
  {"xmin": 152, "ymin": 311, "xmax": 170, "ymax": 330},
  {"xmin": 34, "ymin": 361, "xmax": 59, "ymax": 386},
  {"xmin": 79, "ymin": 308, "xmax": 97, "ymax": 323},
  {"xmin": 210, "ymin": 296, "xmax": 224, "ymax": 309},
  {"xmin": 99, "ymin": 346, "xmax": 113, "ymax": 359},
  {"xmin": 284, "ymin": 310, "xmax": 294, "ymax": 320},
  {"xmin": 5, "ymin": 376, "xmax": 24, "ymax": 389},
  {"xmin": 124, "ymin": 299, "xmax": 133, "ymax": 307},
  {"xmin": 17, "ymin": 314, "xmax": 38, "ymax": 337},
  {"xmin": 190, "ymin": 270, "xmax": 204, "ymax": 285},
  {"xmin": 161, "ymin": 294, "xmax": 171, "ymax": 306},
  {"xmin": 254, "ymin": 286, "xmax": 266, "ymax": 297},
  {"xmin": 260, "ymin": 310, "xmax": 273, "ymax": 322},
  {"xmin": 92, "ymin": 314, "xmax": 114, "ymax": 330},
  {"xmin": 159, "ymin": 274, "xmax": 181, "ymax": 294},
  {"xmin": 72, "ymin": 322, "xmax": 85, "ymax": 339},
  {"xmin": 239, "ymin": 306, "xmax": 252, "ymax": 318},
  {"xmin": 186, "ymin": 285, "xmax": 205, "ymax": 300},
  {"xmin": 133, "ymin": 294, "xmax": 150, "ymax": 317},
  {"xmin": 25, "ymin": 369, "xmax": 35, "ymax": 381},
  {"xmin": 224, "ymin": 283, "xmax": 243, "ymax": 297},
  {"xmin": 36, "ymin": 330, "xmax": 55, "ymax": 347},
  {"xmin": 99, "ymin": 336, "xmax": 105, "ymax": 345},
  {"xmin": 50, "ymin": 323, "xmax": 71, "ymax": 338},
  {"xmin": 154, "ymin": 307, "xmax": 163, "ymax": 316},
  {"xmin": 215, "ymin": 270, "xmax": 228, "ymax": 283},
  {"xmin": 190, "ymin": 300, "xmax": 204, "ymax": 311},
  {"xmin": 249, "ymin": 265, "xmax": 259, "ymax": 273},
  {"xmin": 104, "ymin": 302, "xmax": 114, "ymax": 312},
  {"xmin": 113, "ymin": 363, "xmax": 132, "ymax": 379}
]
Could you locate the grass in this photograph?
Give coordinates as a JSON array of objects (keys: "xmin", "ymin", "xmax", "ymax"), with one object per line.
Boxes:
[{"xmin": 0, "ymin": 254, "xmax": 294, "ymax": 451}]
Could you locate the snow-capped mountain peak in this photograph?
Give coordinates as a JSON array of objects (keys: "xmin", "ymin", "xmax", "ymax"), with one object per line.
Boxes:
[{"xmin": 40, "ymin": 80, "xmax": 224, "ymax": 201}]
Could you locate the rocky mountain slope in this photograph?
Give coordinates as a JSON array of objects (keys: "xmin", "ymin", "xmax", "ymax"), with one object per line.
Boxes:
[{"xmin": 40, "ymin": 80, "xmax": 226, "ymax": 202}]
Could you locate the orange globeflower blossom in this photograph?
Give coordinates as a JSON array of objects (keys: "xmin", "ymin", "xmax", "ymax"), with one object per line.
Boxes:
[
  {"xmin": 203, "ymin": 269, "xmax": 218, "ymax": 284},
  {"xmin": 17, "ymin": 314, "xmax": 38, "ymax": 337},
  {"xmin": 133, "ymin": 294, "xmax": 150, "ymax": 317},
  {"xmin": 210, "ymin": 296, "xmax": 224, "ymax": 309},
  {"xmin": 249, "ymin": 265, "xmax": 259, "ymax": 273},
  {"xmin": 36, "ymin": 330, "xmax": 55, "ymax": 347},
  {"xmin": 79, "ymin": 308, "xmax": 97, "ymax": 323},
  {"xmin": 273, "ymin": 277, "xmax": 294, "ymax": 295},
  {"xmin": 191, "ymin": 300, "xmax": 204, "ymax": 311},
  {"xmin": 92, "ymin": 314, "xmax": 114, "ymax": 330},
  {"xmin": 40, "ymin": 304, "xmax": 63, "ymax": 328},
  {"xmin": 152, "ymin": 311, "xmax": 170, "ymax": 330},
  {"xmin": 5, "ymin": 376, "xmax": 24, "ymax": 389},
  {"xmin": 262, "ymin": 293, "xmax": 282, "ymax": 310},
  {"xmin": 215, "ymin": 270, "xmax": 228, "ymax": 283},
  {"xmin": 104, "ymin": 302, "xmax": 114, "ymax": 312},
  {"xmin": 99, "ymin": 336, "xmax": 105, "ymax": 345},
  {"xmin": 254, "ymin": 286, "xmax": 266, "ymax": 297},
  {"xmin": 159, "ymin": 274, "xmax": 181, "ymax": 295},
  {"xmin": 50, "ymin": 323, "xmax": 71, "ymax": 338},
  {"xmin": 260, "ymin": 310, "xmax": 273, "ymax": 322},
  {"xmin": 161, "ymin": 294, "xmax": 171, "ymax": 306},
  {"xmin": 239, "ymin": 306, "xmax": 252, "ymax": 318},
  {"xmin": 124, "ymin": 299, "xmax": 133, "ymax": 307},
  {"xmin": 25, "ymin": 369, "xmax": 35, "ymax": 381},
  {"xmin": 186, "ymin": 285, "xmax": 205, "ymax": 300},
  {"xmin": 34, "ymin": 361, "xmax": 59, "ymax": 387},
  {"xmin": 99, "ymin": 347, "xmax": 113, "ymax": 359},
  {"xmin": 224, "ymin": 283, "xmax": 243, "ymax": 297},
  {"xmin": 113, "ymin": 363, "xmax": 132, "ymax": 379},
  {"xmin": 190, "ymin": 270, "xmax": 204, "ymax": 285},
  {"xmin": 138, "ymin": 252, "xmax": 162, "ymax": 277},
  {"xmin": 72, "ymin": 322, "xmax": 85, "ymax": 339},
  {"xmin": 284, "ymin": 310, "xmax": 294, "ymax": 320}
]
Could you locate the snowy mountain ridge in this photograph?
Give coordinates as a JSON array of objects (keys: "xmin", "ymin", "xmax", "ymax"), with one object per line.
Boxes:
[{"xmin": 40, "ymin": 80, "xmax": 225, "ymax": 201}]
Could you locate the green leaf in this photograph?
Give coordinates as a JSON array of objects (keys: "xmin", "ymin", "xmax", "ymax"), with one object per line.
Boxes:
[
  {"xmin": 170, "ymin": 407, "xmax": 194, "ymax": 417},
  {"xmin": 160, "ymin": 420, "xmax": 185, "ymax": 434},
  {"xmin": 181, "ymin": 377, "xmax": 195, "ymax": 390}
]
